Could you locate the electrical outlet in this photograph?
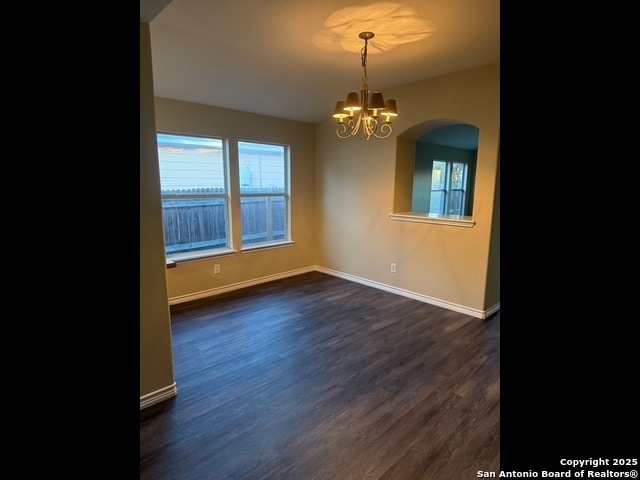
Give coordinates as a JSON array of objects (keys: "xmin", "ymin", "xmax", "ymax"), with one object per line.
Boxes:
[
  {"xmin": 390, "ymin": 262, "xmax": 397, "ymax": 273},
  {"xmin": 214, "ymin": 264, "xmax": 221, "ymax": 274}
]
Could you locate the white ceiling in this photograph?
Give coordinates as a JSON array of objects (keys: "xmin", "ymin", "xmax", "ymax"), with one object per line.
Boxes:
[{"xmin": 141, "ymin": 0, "xmax": 499, "ymax": 130}]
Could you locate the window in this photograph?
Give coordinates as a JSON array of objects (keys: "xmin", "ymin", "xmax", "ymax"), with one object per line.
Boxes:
[
  {"xmin": 156, "ymin": 134, "xmax": 291, "ymax": 259},
  {"xmin": 429, "ymin": 160, "xmax": 469, "ymax": 215},
  {"xmin": 238, "ymin": 141, "xmax": 289, "ymax": 247},
  {"xmin": 157, "ymin": 133, "xmax": 230, "ymax": 257}
]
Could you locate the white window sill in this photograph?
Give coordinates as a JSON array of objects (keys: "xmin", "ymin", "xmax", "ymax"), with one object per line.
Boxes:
[
  {"xmin": 241, "ymin": 240, "xmax": 294, "ymax": 252},
  {"xmin": 165, "ymin": 241, "xmax": 295, "ymax": 266},
  {"xmin": 167, "ymin": 248, "xmax": 238, "ymax": 264},
  {"xmin": 388, "ymin": 212, "xmax": 475, "ymax": 227}
]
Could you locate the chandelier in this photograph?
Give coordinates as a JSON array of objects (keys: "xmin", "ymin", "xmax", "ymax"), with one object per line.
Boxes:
[{"xmin": 332, "ymin": 31, "xmax": 398, "ymax": 140}]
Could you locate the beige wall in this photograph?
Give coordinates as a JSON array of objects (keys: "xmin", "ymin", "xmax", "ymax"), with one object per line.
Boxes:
[
  {"xmin": 315, "ymin": 64, "xmax": 500, "ymax": 314},
  {"xmin": 140, "ymin": 23, "xmax": 175, "ymax": 399},
  {"xmin": 154, "ymin": 98, "xmax": 317, "ymax": 301}
]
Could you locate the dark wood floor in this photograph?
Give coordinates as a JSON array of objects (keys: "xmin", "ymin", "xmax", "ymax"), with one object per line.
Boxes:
[{"xmin": 140, "ymin": 271, "xmax": 500, "ymax": 479}]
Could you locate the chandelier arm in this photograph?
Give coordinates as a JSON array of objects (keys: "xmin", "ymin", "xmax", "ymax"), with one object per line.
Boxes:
[
  {"xmin": 335, "ymin": 115, "xmax": 362, "ymax": 138},
  {"xmin": 372, "ymin": 122, "xmax": 393, "ymax": 139},
  {"xmin": 336, "ymin": 123, "xmax": 350, "ymax": 139},
  {"xmin": 349, "ymin": 114, "xmax": 362, "ymax": 136},
  {"xmin": 363, "ymin": 117, "xmax": 376, "ymax": 139}
]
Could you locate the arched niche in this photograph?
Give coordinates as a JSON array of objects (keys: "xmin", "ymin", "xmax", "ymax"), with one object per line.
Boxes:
[{"xmin": 391, "ymin": 119, "xmax": 479, "ymax": 227}]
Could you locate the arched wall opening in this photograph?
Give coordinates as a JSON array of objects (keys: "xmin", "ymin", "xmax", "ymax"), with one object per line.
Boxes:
[{"xmin": 393, "ymin": 119, "xmax": 479, "ymax": 222}]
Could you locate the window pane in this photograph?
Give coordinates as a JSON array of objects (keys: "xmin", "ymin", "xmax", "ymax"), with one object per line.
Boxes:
[
  {"xmin": 157, "ymin": 133, "xmax": 225, "ymax": 191},
  {"xmin": 240, "ymin": 196, "xmax": 286, "ymax": 245},
  {"xmin": 238, "ymin": 141, "xmax": 288, "ymax": 246},
  {"xmin": 450, "ymin": 162, "xmax": 466, "ymax": 190},
  {"xmin": 238, "ymin": 142, "xmax": 286, "ymax": 193},
  {"xmin": 431, "ymin": 161, "xmax": 447, "ymax": 190},
  {"xmin": 162, "ymin": 197, "xmax": 228, "ymax": 254},
  {"xmin": 429, "ymin": 160, "xmax": 447, "ymax": 214},
  {"xmin": 429, "ymin": 191, "xmax": 445, "ymax": 214},
  {"xmin": 157, "ymin": 133, "xmax": 229, "ymax": 254},
  {"xmin": 447, "ymin": 190, "xmax": 464, "ymax": 215}
]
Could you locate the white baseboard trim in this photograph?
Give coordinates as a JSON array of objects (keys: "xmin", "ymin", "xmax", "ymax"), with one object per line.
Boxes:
[
  {"xmin": 167, "ymin": 265, "xmax": 500, "ymax": 319},
  {"xmin": 168, "ymin": 266, "xmax": 316, "ymax": 305},
  {"xmin": 315, "ymin": 266, "xmax": 498, "ymax": 319},
  {"xmin": 140, "ymin": 382, "xmax": 177, "ymax": 410},
  {"xmin": 483, "ymin": 302, "xmax": 501, "ymax": 318}
]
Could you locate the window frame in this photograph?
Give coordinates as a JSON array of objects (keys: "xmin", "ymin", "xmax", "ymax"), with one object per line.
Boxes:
[
  {"xmin": 156, "ymin": 133, "xmax": 294, "ymax": 262},
  {"xmin": 156, "ymin": 132, "xmax": 235, "ymax": 262},
  {"xmin": 429, "ymin": 159, "xmax": 469, "ymax": 216},
  {"xmin": 237, "ymin": 139, "xmax": 292, "ymax": 251}
]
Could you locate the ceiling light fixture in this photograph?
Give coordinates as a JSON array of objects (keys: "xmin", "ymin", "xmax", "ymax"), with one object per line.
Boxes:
[{"xmin": 332, "ymin": 32, "xmax": 398, "ymax": 140}]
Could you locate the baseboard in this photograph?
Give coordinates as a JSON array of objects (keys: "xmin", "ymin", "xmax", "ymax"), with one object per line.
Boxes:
[
  {"xmin": 140, "ymin": 382, "xmax": 177, "ymax": 410},
  {"xmin": 316, "ymin": 266, "xmax": 499, "ymax": 319},
  {"xmin": 168, "ymin": 266, "xmax": 316, "ymax": 305},
  {"xmin": 484, "ymin": 302, "xmax": 501, "ymax": 318},
  {"xmin": 167, "ymin": 264, "xmax": 499, "ymax": 319}
]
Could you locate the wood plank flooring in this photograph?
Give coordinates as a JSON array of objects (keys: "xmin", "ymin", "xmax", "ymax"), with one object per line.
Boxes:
[{"xmin": 140, "ymin": 271, "xmax": 500, "ymax": 479}]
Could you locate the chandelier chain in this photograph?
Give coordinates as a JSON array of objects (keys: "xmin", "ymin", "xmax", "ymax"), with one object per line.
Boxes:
[{"xmin": 361, "ymin": 39, "xmax": 368, "ymax": 83}]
